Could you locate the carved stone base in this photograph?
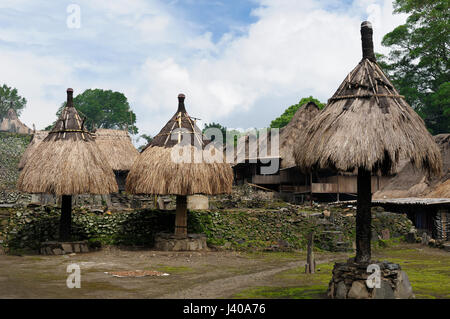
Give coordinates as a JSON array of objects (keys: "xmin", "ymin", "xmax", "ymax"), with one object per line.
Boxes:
[
  {"xmin": 154, "ymin": 232, "xmax": 208, "ymax": 251},
  {"xmin": 327, "ymin": 259, "xmax": 414, "ymax": 299}
]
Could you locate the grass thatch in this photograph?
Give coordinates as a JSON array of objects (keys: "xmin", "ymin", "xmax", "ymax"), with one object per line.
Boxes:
[
  {"xmin": 0, "ymin": 108, "xmax": 33, "ymax": 134},
  {"xmin": 126, "ymin": 94, "xmax": 233, "ymax": 195},
  {"xmin": 126, "ymin": 145, "xmax": 233, "ymax": 195},
  {"xmin": 279, "ymin": 102, "xmax": 319, "ymax": 168},
  {"xmin": 94, "ymin": 129, "xmax": 139, "ymax": 171},
  {"xmin": 17, "ymin": 90, "xmax": 118, "ymax": 195},
  {"xmin": 18, "ymin": 130, "xmax": 49, "ymax": 170},
  {"xmin": 17, "ymin": 139, "xmax": 118, "ymax": 195},
  {"xmin": 294, "ymin": 57, "xmax": 442, "ymax": 176}
]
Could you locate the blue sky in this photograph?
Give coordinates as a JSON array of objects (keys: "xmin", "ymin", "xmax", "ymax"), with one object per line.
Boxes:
[{"xmin": 0, "ymin": 0, "xmax": 406, "ymax": 146}]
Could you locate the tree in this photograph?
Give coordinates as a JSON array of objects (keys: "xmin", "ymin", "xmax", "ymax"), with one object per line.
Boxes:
[
  {"xmin": 203, "ymin": 122, "xmax": 227, "ymax": 144},
  {"xmin": 0, "ymin": 84, "xmax": 27, "ymax": 120},
  {"xmin": 270, "ymin": 96, "xmax": 325, "ymax": 129},
  {"xmin": 46, "ymin": 89, "xmax": 138, "ymax": 134},
  {"xmin": 379, "ymin": 0, "xmax": 450, "ymax": 134},
  {"xmin": 137, "ymin": 134, "xmax": 153, "ymax": 152}
]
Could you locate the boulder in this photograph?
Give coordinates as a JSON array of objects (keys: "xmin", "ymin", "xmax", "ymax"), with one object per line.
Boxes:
[
  {"xmin": 394, "ymin": 271, "xmax": 414, "ymax": 299},
  {"xmin": 335, "ymin": 281, "xmax": 348, "ymax": 299},
  {"xmin": 373, "ymin": 280, "xmax": 395, "ymax": 299},
  {"xmin": 347, "ymin": 281, "xmax": 370, "ymax": 299}
]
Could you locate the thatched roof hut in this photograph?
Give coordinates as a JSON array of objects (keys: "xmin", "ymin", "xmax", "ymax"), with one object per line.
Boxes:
[
  {"xmin": 294, "ymin": 24, "xmax": 441, "ymax": 176},
  {"xmin": 0, "ymin": 108, "xmax": 33, "ymax": 134},
  {"xmin": 293, "ymin": 21, "xmax": 442, "ymax": 263},
  {"xmin": 17, "ymin": 89, "xmax": 118, "ymax": 196},
  {"xmin": 279, "ymin": 102, "xmax": 320, "ymax": 169},
  {"xmin": 18, "ymin": 130, "xmax": 49, "ymax": 170},
  {"xmin": 17, "ymin": 88, "xmax": 117, "ymax": 241},
  {"xmin": 126, "ymin": 94, "xmax": 233, "ymax": 196},
  {"xmin": 126, "ymin": 94, "xmax": 233, "ymax": 237},
  {"xmin": 93, "ymin": 129, "xmax": 139, "ymax": 172}
]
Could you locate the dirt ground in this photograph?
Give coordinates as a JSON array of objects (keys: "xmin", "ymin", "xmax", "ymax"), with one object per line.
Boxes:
[
  {"xmin": 0, "ymin": 247, "xmax": 348, "ymax": 299},
  {"xmin": 1, "ymin": 244, "xmax": 448, "ymax": 299}
]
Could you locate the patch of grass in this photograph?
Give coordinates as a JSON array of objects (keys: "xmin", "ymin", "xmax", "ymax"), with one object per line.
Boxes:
[
  {"xmin": 154, "ymin": 265, "xmax": 193, "ymax": 274},
  {"xmin": 373, "ymin": 246, "xmax": 450, "ymax": 299}
]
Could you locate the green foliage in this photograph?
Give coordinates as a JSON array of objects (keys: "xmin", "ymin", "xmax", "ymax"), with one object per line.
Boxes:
[
  {"xmin": 0, "ymin": 84, "xmax": 27, "ymax": 120},
  {"xmin": 203, "ymin": 122, "xmax": 227, "ymax": 144},
  {"xmin": 380, "ymin": 0, "xmax": 450, "ymax": 134},
  {"xmin": 137, "ymin": 134, "xmax": 153, "ymax": 152},
  {"xmin": 45, "ymin": 89, "xmax": 138, "ymax": 134},
  {"xmin": 270, "ymin": 96, "xmax": 325, "ymax": 129}
]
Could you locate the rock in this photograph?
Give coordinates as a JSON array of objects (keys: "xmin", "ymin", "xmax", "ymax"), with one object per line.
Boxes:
[
  {"xmin": 394, "ymin": 271, "xmax": 414, "ymax": 299},
  {"xmin": 61, "ymin": 243, "xmax": 73, "ymax": 253},
  {"xmin": 406, "ymin": 230, "xmax": 417, "ymax": 243},
  {"xmin": 335, "ymin": 281, "xmax": 348, "ymax": 299},
  {"xmin": 323, "ymin": 210, "xmax": 331, "ymax": 217},
  {"xmin": 80, "ymin": 244, "xmax": 89, "ymax": 253},
  {"xmin": 347, "ymin": 281, "xmax": 370, "ymax": 299},
  {"xmin": 373, "ymin": 280, "xmax": 395, "ymax": 299},
  {"xmin": 381, "ymin": 229, "xmax": 390, "ymax": 240},
  {"xmin": 428, "ymin": 239, "xmax": 436, "ymax": 247},
  {"xmin": 52, "ymin": 248, "xmax": 63, "ymax": 255}
]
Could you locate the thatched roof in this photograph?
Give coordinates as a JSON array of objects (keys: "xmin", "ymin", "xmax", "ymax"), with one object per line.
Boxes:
[
  {"xmin": 17, "ymin": 88, "xmax": 118, "ymax": 195},
  {"xmin": 279, "ymin": 102, "xmax": 320, "ymax": 169},
  {"xmin": 94, "ymin": 129, "xmax": 139, "ymax": 171},
  {"xmin": 0, "ymin": 108, "xmax": 33, "ymax": 134},
  {"xmin": 18, "ymin": 130, "xmax": 49, "ymax": 170},
  {"xmin": 126, "ymin": 94, "xmax": 233, "ymax": 196},
  {"xmin": 294, "ymin": 22, "xmax": 442, "ymax": 176}
]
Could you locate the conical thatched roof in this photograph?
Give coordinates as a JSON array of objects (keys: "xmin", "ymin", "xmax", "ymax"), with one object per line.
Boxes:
[
  {"xmin": 126, "ymin": 94, "xmax": 233, "ymax": 195},
  {"xmin": 280, "ymin": 102, "xmax": 320, "ymax": 169},
  {"xmin": 18, "ymin": 130, "xmax": 49, "ymax": 170},
  {"xmin": 294, "ymin": 22, "xmax": 442, "ymax": 176},
  {"xmin": 0, "ymin": 108, "xmax": 33, "ymax": 134},
  {"xmin": 94, "ymin": 129, "xmax": 139, "ymax": 171},
  {"xmin": 17, "ymin": 88, "xmax": 118, "ymax": 195}
]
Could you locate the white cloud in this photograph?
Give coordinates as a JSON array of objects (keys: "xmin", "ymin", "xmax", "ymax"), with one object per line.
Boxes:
[{"xmin": 0, "ymin": 0, "xmax": 407, "ymax": 138}]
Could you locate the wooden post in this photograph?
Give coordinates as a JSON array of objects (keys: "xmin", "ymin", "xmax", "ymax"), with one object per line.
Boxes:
[
  {"xmin": 309, "ymin": 172, "xmax": 313, "ymax": 207},
  {"xmin": 355, "ymin": 168, "xmax": 372, "ymax": 263},
  {"xmin": 305, "ymin": 232, "xmax": 316, "ymax": 274},
  {"xmin": 175, "ymin": 195, "xmax": 188, "ymax": 238},
  {"xmin": 60, "ymin": 195, "xmax": 72, "ymax": 241}
]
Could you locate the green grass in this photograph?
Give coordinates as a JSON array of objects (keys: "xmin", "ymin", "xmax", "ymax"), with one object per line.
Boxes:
[{"xmin": 234, "ymin": 245, "xmax": 450, "ymax": 299}]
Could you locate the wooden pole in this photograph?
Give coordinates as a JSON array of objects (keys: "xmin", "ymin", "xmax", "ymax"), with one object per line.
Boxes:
[
  {"xmin": 175, "ymin": 195, "xmax": 188, "ymax": 238},
  {"xmin": 355, "ymin": 168, "xmax": 372, "ymax": 263},
  {"xmin": 305, "ymin": 231, "xmax": 316, "ymax": 274},
  {"xmin": 310, "ymin": 172, "xmax": 313, "ymax": 206},
  {"xmin": 60, "ymin": 195, "xmax": 72, "ymax": 241}
]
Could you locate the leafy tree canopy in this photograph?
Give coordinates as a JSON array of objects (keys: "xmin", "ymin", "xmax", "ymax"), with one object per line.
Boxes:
[
  {"xmin": 203, "ymin": 122, "xmax": 227, "ymax": 144},
  {"xmin": 379, "ymin": 0, "xmax": 449, "ymax": 134},
  {"xmin": 45, "ymin": 89, "xmax": 138, "ymax": 134},
  {"xmin": 137, "ymin": 133, "xmax": 153, "ymax": 152},
  {"xmin": 0, "ymin": 84, "xmax": 27, "ymax": 120},
  {"xmin": 270, "ymin": 96, "xmax": 325, "ymax": 129}
]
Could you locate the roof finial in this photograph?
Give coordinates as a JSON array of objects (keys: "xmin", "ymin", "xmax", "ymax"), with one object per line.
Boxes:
[
  {"xmin": 67, "ymin": 88, "xmax": 74, "ymax": 107},
  {"xmin": 361, "ymin": 21, "xmax": 376, "ymax": 62},
  {"xmin": 177, "ymin": 93, "xmax": 186, "ymax": 113}
]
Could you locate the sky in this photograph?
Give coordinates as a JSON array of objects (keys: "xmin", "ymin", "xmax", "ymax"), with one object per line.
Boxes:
[{"xmin": 0, "ymin": 0, "xmax": 407, "ymax": 146}]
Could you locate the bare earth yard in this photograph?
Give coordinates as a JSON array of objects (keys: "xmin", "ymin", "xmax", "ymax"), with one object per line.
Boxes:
[{"xmin": 0, "ymin": 244, "xmax": 448, "ymax": 299}]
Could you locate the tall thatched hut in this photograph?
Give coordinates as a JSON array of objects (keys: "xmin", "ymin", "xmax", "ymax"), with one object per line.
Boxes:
[
  {"xmin": 294, "ymin": 22, "xmax": 442, "ymax": 263},
  {"xmin": 94, "ymin": 129, "xmax": 139, "ymax": 191},
  {"xmin": 17, "ymin": 88, "xmax": 118, "ymax": 240},
  {"xmin": 126, "ymin": 94, "xmax": 233, "ymax": 237},
  {"xmin": 18, "ymin": 130, "xmax": 49, "ymax": 170}
]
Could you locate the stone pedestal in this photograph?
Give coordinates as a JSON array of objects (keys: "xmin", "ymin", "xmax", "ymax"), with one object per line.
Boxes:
[
  {"xmin": 328, "ymin": 259, "xmax": 414, "ymax": 299},
  {"xmin": 154, "ymin": 232, "xmax": 208, "ymax": 251},
  {"xmin": 40, "ymin": 241, "xmax": 90, "ymax": 255}
]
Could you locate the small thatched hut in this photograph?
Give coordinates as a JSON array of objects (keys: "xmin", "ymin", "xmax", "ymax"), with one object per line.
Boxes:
[
  {"xmin": 0, "ymin": 108, "xmax": 33, "ymax": 134},
  {"xmin": 94, "ymin": 129, "xmax": 139, "ymax": 191},
  {"xmin": 294, "ymin": 21, "xmax": 442, "ymax": 263},
  {"xmin": 18, "ymin": 130, "xmax": 49, "ymax": 170},
  {"xmin": 126, "ymin": 94, "xmax": 233, "ymax": 237},
  {"xmin": 17, "ymin": 88, "xmax": 118, "ymax": 240}
]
